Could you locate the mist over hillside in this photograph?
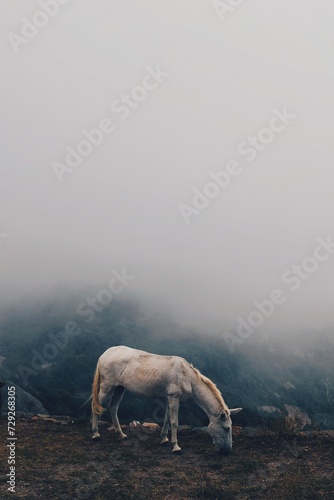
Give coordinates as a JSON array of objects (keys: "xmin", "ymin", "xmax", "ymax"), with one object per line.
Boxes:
[
  {"xmin": 2, "ymin": 3, "xmax": 334, "ymax": 498},
  {"xmin": 1, "ymin": 3, "xmax": 334, "ymax": 427},
  {"xmin": 1, "ymin": 289, "xmax": 333, "ymax": 428}
]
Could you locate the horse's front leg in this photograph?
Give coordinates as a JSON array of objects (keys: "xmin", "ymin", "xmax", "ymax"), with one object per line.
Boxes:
[
  {"xmin": 160, "ymin": 403, "xmax": 170, "ymax": 445},
  {"xmin": 168, "ymin": 395, "xmax": 181, "ymax": 453}
]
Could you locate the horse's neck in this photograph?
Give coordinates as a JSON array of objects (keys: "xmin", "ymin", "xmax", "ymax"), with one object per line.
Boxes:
[{"xmin": 191, "ymin": 376, "xmax": 222, "ymax": 420}]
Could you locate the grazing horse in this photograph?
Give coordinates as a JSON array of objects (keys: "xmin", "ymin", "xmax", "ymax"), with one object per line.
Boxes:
[{"xmin": 91, "ymin": 346, "xmax": 242, "ymax": 454}]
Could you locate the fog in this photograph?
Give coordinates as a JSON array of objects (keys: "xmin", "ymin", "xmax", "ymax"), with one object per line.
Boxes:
[{"xmin": 1, "ymin": 1, "xmax": 334, "ymax": 336}]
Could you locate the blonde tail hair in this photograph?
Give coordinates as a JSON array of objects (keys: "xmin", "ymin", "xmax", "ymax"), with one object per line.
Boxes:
[{"xmin": 91, "ymin": 363, "xmax": 104, "ymax": 415}]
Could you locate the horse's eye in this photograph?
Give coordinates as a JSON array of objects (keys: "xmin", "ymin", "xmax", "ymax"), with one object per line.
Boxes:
[{"xmin": 221, "ymin": 413, "xmax": 227, "ymax": 420}]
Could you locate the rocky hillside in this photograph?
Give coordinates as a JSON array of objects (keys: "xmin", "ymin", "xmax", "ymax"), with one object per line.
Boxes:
[{"xmin": 0, "ymin": 293, "xmax": 333, "ymax": 428}]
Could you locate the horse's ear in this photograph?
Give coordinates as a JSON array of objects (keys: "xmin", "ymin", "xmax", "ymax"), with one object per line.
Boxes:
[{"xmin": 230, "ymin": 408, "xmax": 242, "ymax": 415}]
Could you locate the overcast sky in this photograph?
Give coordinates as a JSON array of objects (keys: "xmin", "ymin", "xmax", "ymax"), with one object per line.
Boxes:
[{"xmin": 1, "ymin": 1, "xmax": 334, "ymax": 335}]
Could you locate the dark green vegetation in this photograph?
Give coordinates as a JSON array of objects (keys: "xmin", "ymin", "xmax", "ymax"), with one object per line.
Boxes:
[
  {"xmin": 0, "ymin": 288, "xmax": 333, "ymax": 427},
  {"xmin": 0, "ymin": 419, "xmax": 333, "ymax": 499}
]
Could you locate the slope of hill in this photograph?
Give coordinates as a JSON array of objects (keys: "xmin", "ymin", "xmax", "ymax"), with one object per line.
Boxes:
[{"xmin": 0, "ymin": 290, "xmax": 333, "ymax": 428}]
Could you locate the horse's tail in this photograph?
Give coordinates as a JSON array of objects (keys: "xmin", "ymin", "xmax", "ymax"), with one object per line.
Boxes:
[{"xmin": 91, "ymin": 362, "xmax": 104, "ymax": 415}]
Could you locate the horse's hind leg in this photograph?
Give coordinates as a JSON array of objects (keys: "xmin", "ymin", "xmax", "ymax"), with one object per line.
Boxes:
[
  {"xmin": 108, "ymin": 386, "xmax": 127, "ymax": 439},
  {"xmin": 92, "ymin": 412, "xmax": 100, "ymax": 440},
  {"xmin": 92, "ymin": 385, "xmax": 113, "ymax": 440}
]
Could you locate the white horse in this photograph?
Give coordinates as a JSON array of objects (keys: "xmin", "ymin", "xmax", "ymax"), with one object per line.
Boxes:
[{"xmin": 91, "ymin": 345, "xmax": 242, "ymax": 454}]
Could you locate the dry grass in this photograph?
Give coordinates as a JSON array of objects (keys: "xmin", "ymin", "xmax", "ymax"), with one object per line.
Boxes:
[{"xmin": 0, "ymin": 418, "xmax": 333, "ymax": 499}]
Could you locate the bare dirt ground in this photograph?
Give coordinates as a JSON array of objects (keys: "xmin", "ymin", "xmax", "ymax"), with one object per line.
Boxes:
[{"xmin": 1, "ymin": 418, "xmax": 333, "ymax": 499}]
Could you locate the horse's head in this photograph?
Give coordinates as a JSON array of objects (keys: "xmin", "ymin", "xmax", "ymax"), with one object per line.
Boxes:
[{"xmin": 207, "ymin": 408, "xmax": 242, "ymax": 455}]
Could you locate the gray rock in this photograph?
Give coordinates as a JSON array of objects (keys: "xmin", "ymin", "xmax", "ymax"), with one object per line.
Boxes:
[
  {"xmin": 284, "ymin": 404, "xmax": 311, "ymax": 429},
  {"xmin": 257, "ymin": 405, "xmax": 281, "ymax": 416},
  {"xmin": 1, "ymin": 381, "xmax": 47, "ymax": 415}
]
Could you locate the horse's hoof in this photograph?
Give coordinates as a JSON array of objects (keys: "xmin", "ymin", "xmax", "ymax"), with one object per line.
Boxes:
[
  {"xmin": 118, "ymin": 434, "xmax": 128, "ymax": 440},
  {"xmin": 172, "ymin": 446, "xmax": 182, "ymax": 454},
  {"xmin": 172, "ymin": 449, "xmax": 183, "ymax": 455},
  {"xmin": 160, "ymin": 440, "xmax": 169, "ymax": 446},
  {"xmin": 92, "ymin": 435, "xmax": 101, "ymax": 441}
]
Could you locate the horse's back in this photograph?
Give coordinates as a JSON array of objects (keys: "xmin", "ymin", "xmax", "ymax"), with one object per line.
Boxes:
[
  {"xmin": 98, "ymin": 346, "xmax": 193, "ymax": 398},
  {"xmin": 99, "ymin": 345, "xmax": 156, "ymax": 365},
  {"xmin": 99, "ymin": 345, "xmax": 182, "ymax": 365}
]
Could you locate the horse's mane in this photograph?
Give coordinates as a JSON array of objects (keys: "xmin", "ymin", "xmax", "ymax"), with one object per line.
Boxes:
[{"xmin": 190, "ymin": 365, "xmax": 228, "ymax": 412}]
